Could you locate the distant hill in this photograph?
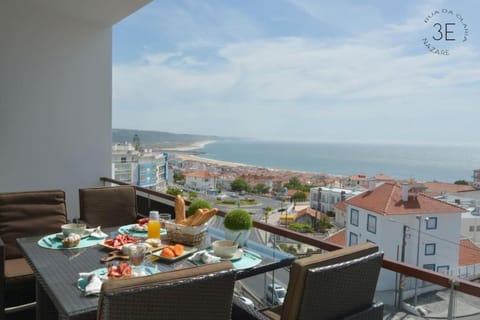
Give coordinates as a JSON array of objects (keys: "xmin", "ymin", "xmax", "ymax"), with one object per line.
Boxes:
[{"xmin": 112, "ymin": 128, "xmax": 220, "ymax": 148}]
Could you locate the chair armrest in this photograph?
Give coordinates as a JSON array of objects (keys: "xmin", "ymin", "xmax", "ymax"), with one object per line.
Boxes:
[
  {"xmin": 231, "ymin": 296, "xmax": 270, "ymax": 320},
  {"xmin": 343, "ymin": 302, "xmax": 384, "ymax": 320}
]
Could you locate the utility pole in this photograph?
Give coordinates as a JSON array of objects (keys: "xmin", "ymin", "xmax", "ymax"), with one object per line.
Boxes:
[{"xmin": 398, "ymin": 224, "xmax": 408, "ymax": 309}]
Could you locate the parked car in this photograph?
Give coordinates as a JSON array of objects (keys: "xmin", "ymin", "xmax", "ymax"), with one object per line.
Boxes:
[
  {"xmin": 235, "ymin": 295, "xmax": 255, "ymax": 308},
  {"xmin": 266, "ymin": 283, "xmax": 286, "ymax": 305}
]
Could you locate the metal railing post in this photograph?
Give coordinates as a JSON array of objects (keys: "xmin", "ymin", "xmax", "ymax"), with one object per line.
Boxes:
[{"xmin": 447, "ymin": 279, "xmax": 458, "ymax": 320}]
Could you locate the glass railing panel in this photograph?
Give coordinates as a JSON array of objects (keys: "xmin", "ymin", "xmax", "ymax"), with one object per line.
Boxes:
[{"xmin": 379, "ymin": 272, "xmax": 480, "ymax": 319}]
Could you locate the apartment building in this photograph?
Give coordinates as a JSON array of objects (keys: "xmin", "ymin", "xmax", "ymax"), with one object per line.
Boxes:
[
  {"xmin": 112, "ymin": 143, "xmax": 168, "ymax": 190},
  {"xmin": 184, "ymin": 170, "xmax": 217, "ymax": 191},
  {"xmin": 345, "ymin": 182, "xmax": 465, "ymax": 291},
  {"xmin": 310, "ymin": 186, "xmax": 362, "ymax": 213}
]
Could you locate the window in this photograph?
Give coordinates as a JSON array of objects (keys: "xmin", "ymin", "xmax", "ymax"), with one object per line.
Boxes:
[
  {"xmin": 425, "ymin": 243, "xmax": 436, "ymax": 256},
  {"xmin": 349, "ymin": 232, "xmax": 358, "ymax": 246},
  {"xmin": 470, "ymin": 226, "xmax": 475, "ymax": 232},
  {"xmin": 423, "ymin": 264, "xmax": 436, "ymax": 271},
  {"xmin": 477, "ymin": 225, "xmax": 480, "ymax": 231},
  {"xmin": 426, "ymin": 217, "xmax": 437, "ymax": 230},
  {"xmin": 367, "ymin": 214, "xmax": 377, "ymax": 234},
  {"xmin": 437, "ymin": 265, "xmax": 450, "ymax": 274},
  {"xmin": 350, "ymin": 209, "xmax": 359, "ymax": 226}
]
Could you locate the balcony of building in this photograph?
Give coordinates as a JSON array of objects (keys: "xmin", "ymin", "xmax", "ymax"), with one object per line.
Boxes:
[{"xmin": 100, "ymin": 176, "xmax": 480, "ymax": 319}]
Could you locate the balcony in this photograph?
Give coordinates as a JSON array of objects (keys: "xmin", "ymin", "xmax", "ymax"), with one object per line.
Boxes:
[{"xmin": 102, "ymin": 177, "xmax": 480, "ymax": 319}]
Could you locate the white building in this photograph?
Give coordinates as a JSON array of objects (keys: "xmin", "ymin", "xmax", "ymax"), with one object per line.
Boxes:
[
  {"xmin": 0, "ymin": 1, "xmax": 151, "ymax": 218},
  {"xmin": 184, "ymin": 171, "xmax": 217, "ymax": 191},
  {"xmin": 461, "ymin": 208, "xmax": 480, "ymax": 244},
  {"xmin": 345, "ymin": 182, "xmax": 465, "ymax": 291},
  {"xmin": 310, "ymin": 186, "xmax": 362, "ymax": 213},
  {"xmin": 112, "ymin": 143, "xmax": 168, "ymax": 191}
]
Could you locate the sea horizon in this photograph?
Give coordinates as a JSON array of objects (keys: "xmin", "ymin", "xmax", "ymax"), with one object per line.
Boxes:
[{"xmin": 190, "ymin": 139, "xmax": 480, "ymax": 183}]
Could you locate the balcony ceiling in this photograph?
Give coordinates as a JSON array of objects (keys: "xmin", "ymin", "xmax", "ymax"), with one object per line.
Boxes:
[{"xmin": 31, "ymin": 0, "xmax": 152, "ymax": 26}]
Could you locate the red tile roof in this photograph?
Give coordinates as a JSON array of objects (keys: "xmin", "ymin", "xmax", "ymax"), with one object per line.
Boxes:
[
  {"xmin": 325, "ymin": 229, "xmax": 346, "ymax": 246},
  {"xmin": 296, "ymin": 207, "xmax": 326, "ymax": 219},
  {"xmin": 345, "ymin": 182, "xmax": 465, "ymax": 215},
  {"xmin": 423, "ymin": 182, "xmax": 475, "ymax": 194},
  {"xmin": 459, "ymin": 239, "xmax": 480, "ymax": 266},
  {"xmin": 335, "ymin": 201, "xmax": 347, "ymax": 211},
  {"xmin": 184, "ymin": 170, "xmax": 216, "ymax": 178},
  {"xmin": 374, "ymin": 174, "xmax": 394, "ymax": 181}
]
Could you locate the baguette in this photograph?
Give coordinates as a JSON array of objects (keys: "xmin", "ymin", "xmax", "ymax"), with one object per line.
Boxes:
[
  {"xmin": 175, "ymin": 195, "xmax": 186, "ymax": 223},
  {"xmin": 192, "ymin": 208, "xmax": 218, "ymax": 226}
]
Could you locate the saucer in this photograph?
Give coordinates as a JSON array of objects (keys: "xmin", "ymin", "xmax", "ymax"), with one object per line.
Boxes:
[{"xmin": 209, "ymin": 249, "xmax": 243, "ymax": 261}]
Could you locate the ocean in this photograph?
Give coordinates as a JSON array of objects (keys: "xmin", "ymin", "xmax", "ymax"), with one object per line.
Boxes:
[{"xmin": 197, "ymin": 140, "xmax": 480, "ymax": 183}]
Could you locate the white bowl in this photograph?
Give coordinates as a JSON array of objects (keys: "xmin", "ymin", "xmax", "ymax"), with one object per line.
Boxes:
[
  {"xmin": 212, "ymin": 240, "xmax": 238, "ymax": 258},
  {"xmin": 61, "ymin": 223, "xmax": 86, "ymax": 236}
]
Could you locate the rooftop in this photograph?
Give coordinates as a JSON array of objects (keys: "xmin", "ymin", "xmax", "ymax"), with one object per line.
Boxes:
[{"xmin": 346, "ymin": 182, "xmax": 466, "ymax": 215}]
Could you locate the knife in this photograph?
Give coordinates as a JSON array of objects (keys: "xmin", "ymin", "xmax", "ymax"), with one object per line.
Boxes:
[{"xmin": 243, "ymin": 249, "xmax": 262, "ymax": 260}]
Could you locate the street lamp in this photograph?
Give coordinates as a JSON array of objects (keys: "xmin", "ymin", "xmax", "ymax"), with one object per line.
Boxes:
[{"xmin": 414, "ymin": 216, "xmax": 429, "ymax": 306}]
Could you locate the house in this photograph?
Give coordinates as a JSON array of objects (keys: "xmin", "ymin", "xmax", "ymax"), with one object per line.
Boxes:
[
  {"xmin": 334, "ymin": 201, "xmax": 347, "ymax": 227},
  {"xmin": 310, "ymin": 186, "xmax": 361, "ymax": 213},
  {"xmin": 345, "ymin": 182, "xmax": 466, "ymax": 291},
  {"xmin": 294, "ymin": 207, "xmax": 326, "ymax": 225},
  {"xmin": 184, "ymin": 170, "xmax": 217, "ymax": 191}
]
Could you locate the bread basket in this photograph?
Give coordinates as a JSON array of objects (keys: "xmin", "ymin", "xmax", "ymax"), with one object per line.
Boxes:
[{"xmin": 165, "ymin": 221, "xmax": 208, "ymax": 246}]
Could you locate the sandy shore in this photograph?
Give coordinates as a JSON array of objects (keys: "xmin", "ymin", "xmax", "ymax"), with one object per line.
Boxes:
[
  {"xmin": 160, "ymin": 140, "xmax": 216, "ymax": 152},
  {"xmin": 173, "ymin": 153, "xmax": 246, "ymax": 168}
]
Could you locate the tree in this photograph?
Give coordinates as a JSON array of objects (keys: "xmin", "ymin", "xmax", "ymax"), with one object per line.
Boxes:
[
  {"xmin": 284, "ymin": 176, "xmax": 302, "ymax": 189},
  {"xmin": 263, "ymin": 206, "xmax": 272, "ymax": 224},
  {"xmin": 188, "ymin": 191, "xmax": 198, "ymax": 200},
  {"xmin": 173, "ymin": 172, "xmax": 185, "ymax": 184},
  {"xmin": 132, "ymin": 134, "xmax": 140, "ymax": 151},
  {"xmin": 166, "ymin": 187, "xmax": 182, "ymax": 196},
  {"xmin": 231, "ymin": 178, "xmax": 251, "ymax": 192},
  {"xmin": 291, "ymin": 191, "xmax": 307, "ymax": 202},
  {"xmin": 253, "ymin": 183, "xmax": 270, "ymax": 194},
  {"xmin": 454, "ymin": 180, "xmax": 469, "ymax": 185}
]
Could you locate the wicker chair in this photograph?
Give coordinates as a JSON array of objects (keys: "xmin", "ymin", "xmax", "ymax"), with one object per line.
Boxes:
[
  {"xmin": 0, "ymin": 190, "xmax": 67, "ymax": 319},
  {"xmin": 79, "ymin": 186, "xmax": 138, "ymax": 228},
  {"xmin": 232, "ymin": 243, "xmax": 384, "ymax": 320},
  {"xmin": 97, "ymin": 261, "xmax": 235, "ymax": 320}
]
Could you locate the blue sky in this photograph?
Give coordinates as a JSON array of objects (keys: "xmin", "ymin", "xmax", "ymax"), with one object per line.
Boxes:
[{"xmin": 112, "ymin": 0, "xmax": 480, "ymax": 146}]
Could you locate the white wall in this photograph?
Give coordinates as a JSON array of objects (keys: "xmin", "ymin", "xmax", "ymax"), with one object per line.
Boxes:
[
  {"xmin": 0, "ymin": 3, "xmax": 112, "ymax": 218},
  {"xmin": 346, "ymin": 205, "xmax": 462, "ymax": 290}
]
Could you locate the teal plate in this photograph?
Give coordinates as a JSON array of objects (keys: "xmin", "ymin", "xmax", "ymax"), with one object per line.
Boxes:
[
  {"xmin": 118, "ymin": 224, "xmax": 167, "ymax": 238},
  {"xmin": 77, "ymin": 265, "xmax": 159, "ymax": 291}
]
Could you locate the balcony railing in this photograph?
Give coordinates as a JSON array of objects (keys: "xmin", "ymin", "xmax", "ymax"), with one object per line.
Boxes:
[{"xmin": 101, "ymin": 177, "xmax": 480, "ymax": 317}]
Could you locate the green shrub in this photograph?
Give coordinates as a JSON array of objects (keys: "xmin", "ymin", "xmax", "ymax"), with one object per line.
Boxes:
[
  {"xmin": 224, "ymin": 209, "xmax": 253, "ymax": 230},
  {"xmin": 289, "ymin": 223, "xmax": 313, "ymax": 233},
  {"xmin": 186, "ymin": 199, "xmax": 212, "ymax": 217}
]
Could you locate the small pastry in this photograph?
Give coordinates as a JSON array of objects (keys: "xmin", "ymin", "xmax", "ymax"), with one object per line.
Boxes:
[{"xmin": 62, "ymin": 233, "xmax": 81, "ymax": 248}]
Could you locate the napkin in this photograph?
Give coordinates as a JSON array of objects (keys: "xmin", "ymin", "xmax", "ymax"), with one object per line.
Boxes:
[
  {"xmin": 88, "ymin": 226, "xmax": 108, "ymax": 239},
  {"xmin": 188, "ymin": 250, "xmax": 221, "ymax": 264},
  {"xmin": 79, "ymin": 272, "xmax": 107, "ymax": 296}
]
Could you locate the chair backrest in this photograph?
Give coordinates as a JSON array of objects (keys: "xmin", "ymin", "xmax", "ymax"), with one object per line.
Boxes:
[
  {"xmin": 79, "ymin": 186, "xmax": 137, "ymax": 227},
  {"xmin": 97, "ymin": 261, "xmax": 235, "ymax": 320},
  {"xmin": 282, "ymin": 242, "xmax": 379, "ymax": 320},
  {"xmin": 297, "ymin": 251, "xmax": 384, "ymax": 320},
  {"xmin": 0, "ymin": 190, "xmax": 67, "ymax": 259}
]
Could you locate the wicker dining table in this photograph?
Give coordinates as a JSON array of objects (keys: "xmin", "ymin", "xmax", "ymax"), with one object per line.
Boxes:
[{"xmin": 17, "ymin": 226, "xmax": 294, "ymax": 320}]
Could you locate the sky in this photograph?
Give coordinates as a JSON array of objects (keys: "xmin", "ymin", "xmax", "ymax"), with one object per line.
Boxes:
[{"xmin": 112, "ymin": 0, "xmax": 480, "ymax": 146}]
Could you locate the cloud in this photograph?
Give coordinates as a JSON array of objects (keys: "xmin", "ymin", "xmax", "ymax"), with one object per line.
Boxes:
[{"xmin": 113, "ymin": 1, "xmax": 480, "ymax": 145}]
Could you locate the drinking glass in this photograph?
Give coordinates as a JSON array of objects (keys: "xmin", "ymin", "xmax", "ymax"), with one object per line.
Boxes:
[
  {"xmin": 148, "ymin": 211, "xmax": 160, "ymax": 239},
  {"xmin": 128, "ymin": 243, "xmax": 147, "ymax": 266},
  {"xmin": 159, "ymin": 213, "xmax": 172, "ymax": 228}
]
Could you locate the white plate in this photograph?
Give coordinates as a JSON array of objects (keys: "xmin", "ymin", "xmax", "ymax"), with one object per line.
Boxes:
[
  {"xmin": 152, "ymin": 246, "xmax": 198, "ymax": 262},
  {"xmin": 209, "ymin": 249, "xmax": 244, "ymax": 261}
]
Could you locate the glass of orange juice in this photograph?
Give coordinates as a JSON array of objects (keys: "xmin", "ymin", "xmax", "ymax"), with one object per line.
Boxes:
[{"xmin": 147, "ymin": 211, "xmax": 160, "ymax": 239}]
